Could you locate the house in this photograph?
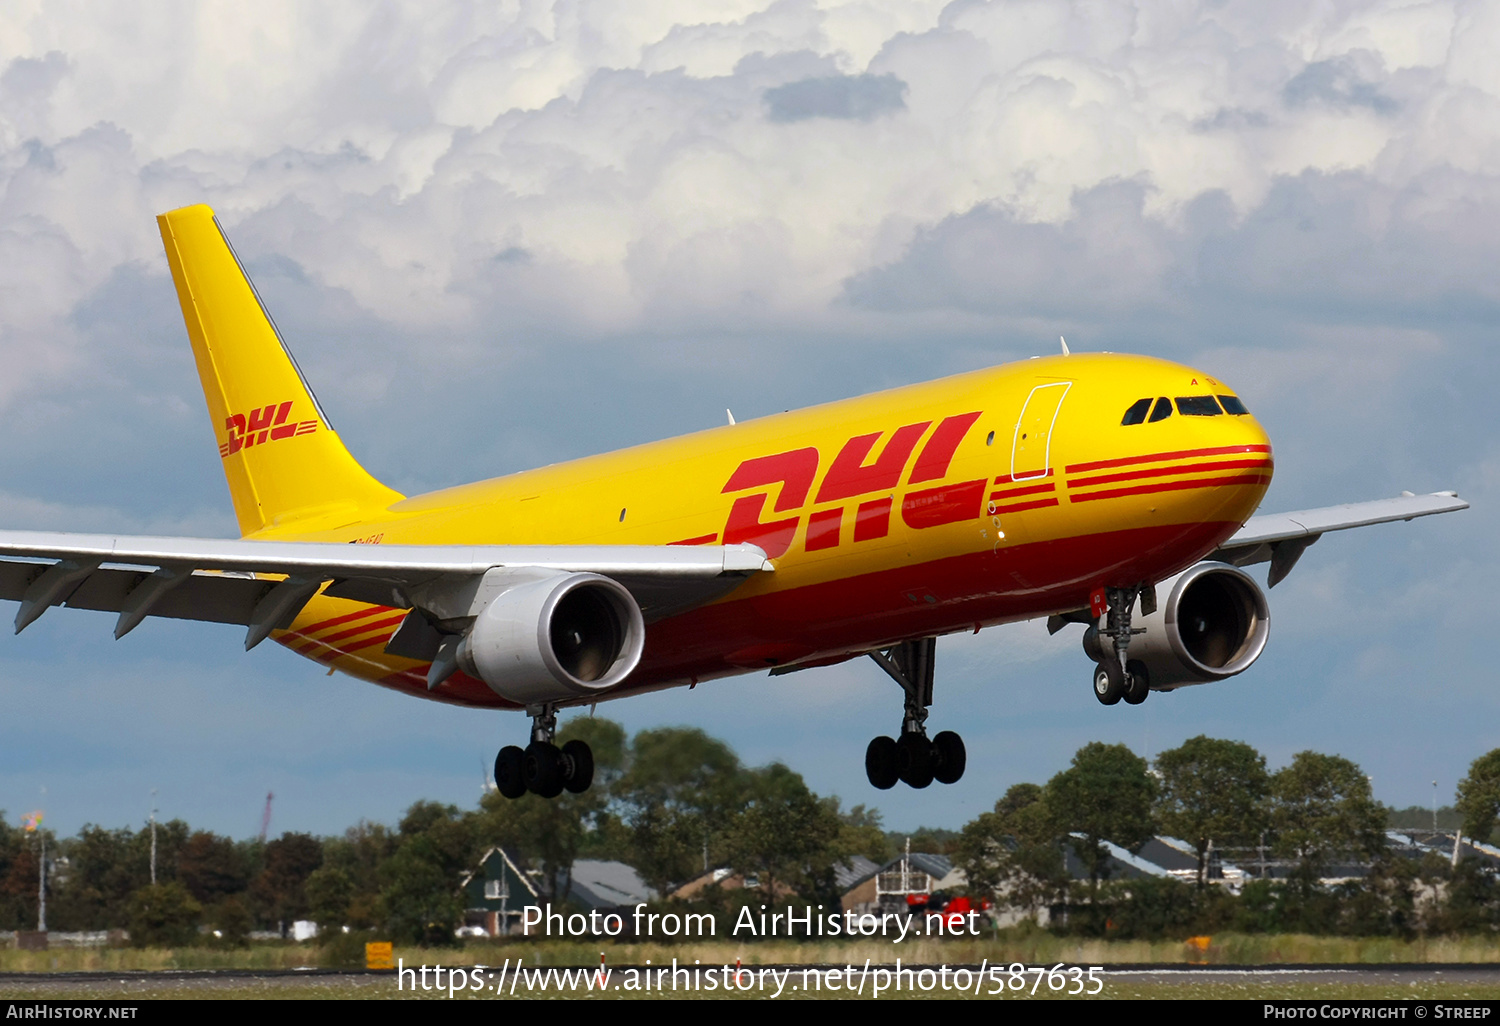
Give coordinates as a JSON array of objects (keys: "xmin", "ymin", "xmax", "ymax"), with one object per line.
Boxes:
[
  {"xmin": 669, "ymin": 855, "xmax": 881, "ymax": 909},
  {"xmin": 841, "ymin": 851, "xmax": 962, "ymax": 916},
  {"xmin": 459, "ymin": 846, "xmax": 542, "ymax": 937}
]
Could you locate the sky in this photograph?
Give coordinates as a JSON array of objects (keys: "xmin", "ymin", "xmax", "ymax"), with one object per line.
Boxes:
[{"xmin": 0, "ymin": 0, "xmax": 1495, "ymax": 841}]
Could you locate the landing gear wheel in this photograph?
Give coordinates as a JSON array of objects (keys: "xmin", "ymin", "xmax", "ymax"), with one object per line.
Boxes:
[
  {"xmin": 525, "ymin": 741, "xmax": 564, "ymax": 798},
  {"xmin": 932, "ymin": 730, "xmax": 966, "ymax": 785},
  {"xmin": 896, "ymin": 733, "xmax": 934, "ymax": 789},
  {"xmin": 495, "ymin": 746, "xmax": 526, "ymax": 799},
  {"xmin": 561, "ymin": 739, "xmax": 594, "ymax": 794},
  {"xmin": 1124, "ymin": 660, "xmax": 1150, "ymax": 705},
  {"xmin": 1093, "ymin": 660, "xmax": 1124, "ymax": 706},
  {"xmin": 865, "ymin": 736, "xmax": 899, "ymax": 790}
]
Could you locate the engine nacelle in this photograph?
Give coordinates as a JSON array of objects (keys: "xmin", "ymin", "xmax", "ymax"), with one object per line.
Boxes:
[
  {"xmin": 456, "ymin": 570, "xmax": 645, "ymax": 705},
  {"xmin": 1083, "ymin": 561, "xmax": 1270, "ymax": 689}
]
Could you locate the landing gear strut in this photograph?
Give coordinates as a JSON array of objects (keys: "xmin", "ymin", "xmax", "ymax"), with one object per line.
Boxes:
[
  {"xmin": 864, "ymin": 638, "xmax": 966, "ymax": 790},
  {"xmin": 1091, "ymin": 584, "xmax": 1153, "ymax": 707},
  {"xmin": 494, "ymin": 703, "xmax": 594, "ymax": 800}
]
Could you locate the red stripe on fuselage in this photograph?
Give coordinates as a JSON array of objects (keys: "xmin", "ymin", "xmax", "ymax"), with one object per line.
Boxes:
[
  {"xmin": 1069, "ymin": 457, "xmax": 1272, "ymax": 489},
  {"xmin": 1066, "ymin": 444, "xmax": 1272, "ymax": 474},
  {"xmin": 298, "ymin": 605, "xmax": 397, "ymax": 636},
  {"xmin": 292, "ymin": 612, "xmax": 408, "ymax": 653},
  {"xmin": 991, "ymin": 497, "xmax": 1059, "ymax": 514},
  {"xmin": 315, "ymin": 612, "xmax": 408, "ymax": 645},
  {"xmin": 1068, "ymin": 473, "xmax": 1272, "ymax": 504},
  {"xmin": 988, "ymin": 481, "xmax": 1056, "ymax": 500}
]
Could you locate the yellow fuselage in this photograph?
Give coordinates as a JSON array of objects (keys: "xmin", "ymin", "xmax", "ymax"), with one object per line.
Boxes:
[{"xmin": 258, "ymin": 353, "xmax": 1271, "ymax": 708}]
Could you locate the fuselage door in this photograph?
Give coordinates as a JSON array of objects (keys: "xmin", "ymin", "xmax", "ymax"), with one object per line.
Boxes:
[{"xmin": 1009, "ymin": 381, "xmax": 1071, "ymax": 481}]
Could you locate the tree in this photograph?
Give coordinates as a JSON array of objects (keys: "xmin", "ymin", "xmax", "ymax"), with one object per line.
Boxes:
[
  {"xmin": 250, "ymin": 833, "xmax": 324, "ymax": 931},
  {"xmin": 126, "ymin": 882, "xmax": 202, "ymax": 948},
  {"xmin": 378, "ymin": 802, "xmax": 480, "ymax": 944},
  {"xmin": 1046, "ymin": 742, "xmax": 1157, "ymax": 896},
  {"xmin": 832, "ymin": 803, "xmax": 892, "ymax": 864},
  {"xmin": 316, "ymin": 822, "xmax": 398, "ymax": 929},
  {"xmin": 956, "ymin": 783, "xmax": 1067, "ymax": 918},
  {"xmin": 1270, "ymin": 751, "xmax": 1386, "ymax": 876},
  {"xmin": 381, "ymin": 836, "xmax": 464, "ymax": 946},
  {"xmin": 720, "ymin": 764, "xmax": 842, "ymax": 903},
  {"xmin": 615, "ymin": 727, "xmax": 746, "ymax": 892},
  {"xmin": 1155, "ymin": 736, "xmax": 1270, "ymax": 886},
  {"xmin": 178, "ymin": 831, "xmax": 250, "ymax": 907},
  {"xmin": 1456, "ymin": 749, "xmax": 1500, "ymax": 847}
]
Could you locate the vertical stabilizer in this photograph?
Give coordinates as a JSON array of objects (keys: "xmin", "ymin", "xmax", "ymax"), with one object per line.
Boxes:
[{"xmin": 157, "ymin": 204, "xmax": 403, "ymax": 536}]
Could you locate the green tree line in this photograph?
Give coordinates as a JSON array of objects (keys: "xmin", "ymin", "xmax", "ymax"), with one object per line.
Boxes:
[
  {"xmin": 0, "ymin": 717, "xmax": 890, "ymax": 946},
  {"xmin": 13, "ymin": 724, "xmax": 1500, "ymax": 946},
  {"xmin": 954, "ymin": 736, "xmax": 1500, "ymax": 939}
]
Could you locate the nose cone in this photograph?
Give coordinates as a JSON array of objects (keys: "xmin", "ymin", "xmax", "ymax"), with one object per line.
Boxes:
[
  {"xmin": 1057, "ymin": 361, "xmax": 1273, "ymax": 547},
  {"xmin": 1195, "ymin": 410, "xmax": 1274, "ymax": 527}
]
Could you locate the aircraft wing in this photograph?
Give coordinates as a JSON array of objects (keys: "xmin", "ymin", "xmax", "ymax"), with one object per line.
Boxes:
[
  {"xmin": 1212, "ymin": 491, "xmax": 1469, "ymax": 586},
  {"xmin": 0, "ymin": 530, "xmax": 772, "ymax": 646}
]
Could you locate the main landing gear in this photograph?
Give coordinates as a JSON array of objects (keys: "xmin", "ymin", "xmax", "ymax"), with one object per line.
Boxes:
[
  {"xmin": 494, "ymin": 703, "xmax": 595, "ymax": 800},
  {"xmin": 1091, "ymin": 584, "xmax": 1153, "ymax": 707},
  {"xmin": 864, "ymin": 638, "xmax": 966, "ymax": 790}
]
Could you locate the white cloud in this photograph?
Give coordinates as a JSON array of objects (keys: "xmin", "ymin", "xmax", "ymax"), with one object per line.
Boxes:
[{"xmin": 0, "ymin": 0, "xmax": 1494, "ymax": 830}]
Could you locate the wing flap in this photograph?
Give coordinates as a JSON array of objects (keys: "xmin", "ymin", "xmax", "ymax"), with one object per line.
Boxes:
[{"xmin": 64, "ymin": 569, "xmax": 274, "ymax": 626}]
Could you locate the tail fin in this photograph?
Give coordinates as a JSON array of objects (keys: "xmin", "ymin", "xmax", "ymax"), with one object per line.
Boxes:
[{"xmin": 157, "ymin": 205, "xmax": 403, "ymax": 536}]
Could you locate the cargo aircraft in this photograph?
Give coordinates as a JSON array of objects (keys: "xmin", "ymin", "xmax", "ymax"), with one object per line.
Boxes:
[{"xmin": 0, "ymin": 206, "xmax": 1469, "ymax": 798}]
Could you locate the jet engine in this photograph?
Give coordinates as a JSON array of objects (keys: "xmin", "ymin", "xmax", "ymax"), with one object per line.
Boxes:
[
  {"xmin": 1083, "ymin": 561, "xmax": 1270, "ymax": 689},
  {"xmin": 455, "ymin": 570, "xmax": 646, "ymax": 705}
]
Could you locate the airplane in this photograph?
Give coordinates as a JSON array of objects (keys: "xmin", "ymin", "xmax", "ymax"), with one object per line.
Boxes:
[{"xmin": 0, "ymin": 204, "xmax": 1468, "ymax": 800}]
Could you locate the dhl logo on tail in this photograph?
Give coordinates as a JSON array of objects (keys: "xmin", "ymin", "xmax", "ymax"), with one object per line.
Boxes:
[{"xmin": 219, "ymin": 400, "xmax": 318, "ymax": 458}]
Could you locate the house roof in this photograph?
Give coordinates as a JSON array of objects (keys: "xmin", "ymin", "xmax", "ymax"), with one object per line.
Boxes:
[
  {"xmin": 566, "ymin": 860, "xmax": 655, "ymax": 910},
  {"xmin": 459, "ymin": 846, "xmax": 540, "ymax": 897},
  {"xmin": 834, "ymin": 855, "xmax": 880, "ymax": 891}
]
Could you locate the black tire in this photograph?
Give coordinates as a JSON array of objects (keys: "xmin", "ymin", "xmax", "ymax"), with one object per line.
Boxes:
[
  {"xmin": 1093, "ymin": 660, "xmax": 1124, "ymax": 706},
  {"xmin": 562, "ymin": 739, "xmax": 595, "ymax": 794},
  {"xmin": 525, "ymin": 741, "xmax": 564, "ymax": 798},
  {"xmin": 495, "ymin": 745, "xmax": 527, "ymax": 799},
  {"xmin": 1124, "ymin": 660, "xmax": 1150, "ymax": 705},
  {"xmin": 896, "ymin": 732, "xmax": 934, "ymax": 789},
  {"xmin": 932, "ymin": 730, "xmax": 966, "ymax": 785},
  {"xmin": 866, "ymin": 736, "xmax": 899, "ymax": 790}
]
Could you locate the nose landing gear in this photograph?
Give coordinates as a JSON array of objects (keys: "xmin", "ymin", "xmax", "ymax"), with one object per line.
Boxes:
[
  {"xmin": 864, "ymin": 638, "xmax": 967, "ymax": 790},
  {"xmin": 1090, "ymin": 584, "xmax": 1153, "ymax": 707},
  {"xmin": 494, "ymin": 703, "xmax": 595, "ymax": 800}
]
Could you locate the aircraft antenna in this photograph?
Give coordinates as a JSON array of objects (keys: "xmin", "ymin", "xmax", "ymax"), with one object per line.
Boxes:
[
  {"xmin": 259, "ymin": 791, "xmax": 274, "ymax": 842},
  {"xmin": 1059, "ymin": 336, "xmax": 1071, "ymax": 356},
  {"xmin": 726, "ymin": 409, "xmax": 736, "ymax": 425}
]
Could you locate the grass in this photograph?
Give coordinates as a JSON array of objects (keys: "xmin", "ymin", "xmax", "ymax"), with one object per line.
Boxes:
[
  {"xmin": 4, "ymin": 928, "xmax": 1500, "ymax": 974},
  {"xmin": 4, "ymin": 975, "xmax": 1500, "ymax": 1000}
]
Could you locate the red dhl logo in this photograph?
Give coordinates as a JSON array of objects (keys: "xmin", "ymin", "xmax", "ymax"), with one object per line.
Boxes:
[
  {"xmin": 676, "ymin": 412, "xmax": 988, "ymax": 558},
  {"xmin": 678, "ymin": 420, "xmax": 1273, "ymax": 559},
  {"xmin": 220, "ymin": 400, "xmax": 318, "ymax": 458}
]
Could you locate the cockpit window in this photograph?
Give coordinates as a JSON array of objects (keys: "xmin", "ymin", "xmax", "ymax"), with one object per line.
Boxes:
[
  {"xmin": 1175, "ymin": 395, "xmax": 1223, "ymax": 417},
  {"xmin": 1121, "ymin": 398, "xmax": 1152, "ymax": 425},
  {"xmin": 1218, "ymin": 394, "xmax": 1249, "ymax": 415},
  {"xmin": 1147, "ymin": 397, "xmax": 1172, "ymax": 423}
]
